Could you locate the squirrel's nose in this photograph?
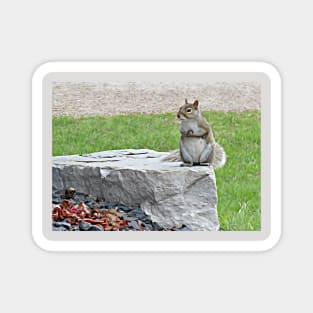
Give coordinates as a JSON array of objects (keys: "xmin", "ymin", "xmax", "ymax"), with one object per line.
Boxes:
[{"xmin": 177, "ymin": 113, "xmax": 180, "ymax": 119}]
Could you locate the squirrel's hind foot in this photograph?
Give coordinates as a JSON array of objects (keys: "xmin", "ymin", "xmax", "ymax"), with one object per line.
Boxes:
[{"xmin": 180, "ymin": 162, "xmax": 193, "ymax": 167}]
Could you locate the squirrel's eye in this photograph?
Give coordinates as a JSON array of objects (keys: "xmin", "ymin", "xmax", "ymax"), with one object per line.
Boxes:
[{"xmin": 186, "ymin": 108, "xmax": 192, "ymax": 113}]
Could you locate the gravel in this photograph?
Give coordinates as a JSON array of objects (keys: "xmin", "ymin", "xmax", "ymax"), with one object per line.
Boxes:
[
  {"xmin": 52, "ymin": 190, "xmax": 191, "ymax": 231},
  {"xmin": 52, "ymin": 81, "xmax": 261, "ymax": 116}
]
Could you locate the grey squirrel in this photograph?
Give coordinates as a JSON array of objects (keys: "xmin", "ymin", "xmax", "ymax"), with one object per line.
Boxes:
[{"xmin": 163, "ymin": 99, "xmax": 226, "ymax": 168}]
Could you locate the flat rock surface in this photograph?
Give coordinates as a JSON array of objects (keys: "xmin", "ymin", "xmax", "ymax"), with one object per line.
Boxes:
[{"xmin": 53, "ymin": 149, "xmax": 219, "ymax": 231}]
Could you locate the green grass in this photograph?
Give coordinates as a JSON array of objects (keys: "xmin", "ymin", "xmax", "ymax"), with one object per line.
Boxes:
[{"xmin": 53, "ymin": 111, "xmax": 261, "ymax": 231}]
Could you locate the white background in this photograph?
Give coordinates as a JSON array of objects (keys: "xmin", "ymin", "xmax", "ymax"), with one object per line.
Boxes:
[{"xmin": 0, "ymin": 0, "xmax": 311, "ymax": 312}]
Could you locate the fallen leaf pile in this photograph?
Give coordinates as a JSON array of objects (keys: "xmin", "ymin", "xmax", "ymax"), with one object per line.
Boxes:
[{"xmin": 52, "ymin": 200, "xmax": 129, "ymax": 231}]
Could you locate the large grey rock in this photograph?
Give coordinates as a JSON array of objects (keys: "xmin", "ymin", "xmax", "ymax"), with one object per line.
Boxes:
[{"xmin": 52, "ymin": 149, "xmax": 219, "ymax": 231}]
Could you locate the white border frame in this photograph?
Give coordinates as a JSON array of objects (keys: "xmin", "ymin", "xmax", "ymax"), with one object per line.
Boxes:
[{"xmin": 32, "ymin": 62, "xmax": 281, "ymax": 251}]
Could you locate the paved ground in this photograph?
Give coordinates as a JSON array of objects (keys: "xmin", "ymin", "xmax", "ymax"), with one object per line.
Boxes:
[{"xmin": 52, "ymin": 81, "xmax": 261, "ymax": 116}]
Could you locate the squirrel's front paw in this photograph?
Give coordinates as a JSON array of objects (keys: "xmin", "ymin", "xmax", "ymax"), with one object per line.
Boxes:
[{"xmin": 186, "ymin": 129, "xmax": 194, "ymax": 136}]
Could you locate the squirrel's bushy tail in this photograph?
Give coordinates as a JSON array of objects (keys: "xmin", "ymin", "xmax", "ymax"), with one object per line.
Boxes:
[
  {"xmin": 162, "ymin": 143, "xmax": 226, "ymax": 169},
  {"xmin": 212, "ymin": 143, "xmax": 226, "ymax": 169}
]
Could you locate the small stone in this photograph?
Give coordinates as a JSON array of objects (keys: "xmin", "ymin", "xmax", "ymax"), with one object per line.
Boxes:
[
  {"xmin": 131, "ymin": 208, "xmax": 146, "ymax": 219},
  {"xmin": 142, "ymin": 223, "xmax": 152, "ymax": 231},
  {"xmin": 128, "ymin": 220, "xmax": 141, "ymax": 230},
  {"xmin": 141, "ymin": 216, "xmax": 153, "ymax": 223},
  {"xmin": 84, "ymin": 201, "xmax": 94, "ymax": 207},
  {"xmin": 152, "ymin": 222, "xmax": 163, "ymax": 231},
  {"xmin": 179, "ymin": 225, "xmax": 192, "ymax": 231},
  {"xmin": 125, "ymin": 216, "xmax": 138, "ymax": 222},
  {"xmin": 79, "ymin": 221, "xmax": 91, "ymax": 231},
  {"xmin": 88, "ymin": 225, "xmax": 103, "ymax": 231},
  {"xmin": 64, "ymin": 187, "xmax": 76, "ymax": 199},
  {"xmin": 118, "ymin": 205, "xmax": 133, "ymax": 212},
  {"xmin": 53, "ymin": 226, "xmax": 68, "ymax": 231},
  {"xmin": 53, "ymin": 221, "xmax": 71, "ymax": 230},
  {"xmin": 104, "ymin": 202, "xmax": 120, "ymax": 209}
]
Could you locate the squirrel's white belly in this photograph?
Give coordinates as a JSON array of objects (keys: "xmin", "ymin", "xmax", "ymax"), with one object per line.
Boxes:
[{"xmin": 182, "ymin": 137, "xmax": 206, "ymax": 163}]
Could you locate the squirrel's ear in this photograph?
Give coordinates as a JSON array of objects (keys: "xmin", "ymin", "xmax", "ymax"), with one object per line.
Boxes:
[
  {"xmin": 193, "ymin": 100, "xmax": 199, "ymax": 109},
  {"xmin": 185, "ymin": 98, "xmax": 188, "ymax": 104}
]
